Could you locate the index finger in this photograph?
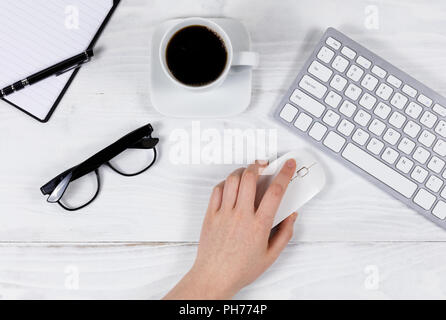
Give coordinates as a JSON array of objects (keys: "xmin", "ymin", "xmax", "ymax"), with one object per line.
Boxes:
[
  {"xmin": 236, "ymin": 161, "xmax": 268, "ymax": 210},
  {"xmin": 256, "ymin": 159, "xmax": 296, "ymax": 226}
]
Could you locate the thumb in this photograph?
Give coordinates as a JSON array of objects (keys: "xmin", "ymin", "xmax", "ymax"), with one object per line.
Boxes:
[{"xmin": 267, "ymin": 212, "xmax": 298, "ymax": 262}]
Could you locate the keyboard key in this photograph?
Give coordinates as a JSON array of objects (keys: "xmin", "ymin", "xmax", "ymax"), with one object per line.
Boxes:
[
  {"xmin": 356, "ymin": 56, "xmax": 371, "ymax": 69},
  {"xmin": 418, "ymin": 130, "xmax": 436, "ymax": 148},
  {"xmin": 369, "ymin": 119, "xmax": 386, "ymax": 136},
  {"xmin": 428, "ymin": 156, "xmax": 445, "ymax": 174},
  {"xmin": 433, "ymin": 139, "xmax": 446, "ymax": 157},
  {"xmin": 433, "ymin": 104, "xmax": 446, "ymax": 117},
  {"xmin": 396, "ymin": 157, "xmax": 414, "ymax": 174},
  {"xmin": 317, "ymin": 46, "xmax": 335, "ymax": 63},
  {"xmin": 383, "ymin": 128, "xmax": 401, "ymax": 145},
  {"xmin": 405, "ymin": 102, "xmax": 423, "ymax": 119},
  {"xmin": 290, "ymin": 89, "xmax": 326, "ymax": 117},
  {"xmin": 381, "ymin": 147, "xmax": 399, "ymax": 164},
  {"xmin": 417, "ymin": 94, "xmax": 433, "ymax": 107},
  {"xmin": 387, "ymin": 75, "xmax": 402, "ymax": 88},
  {"xmin": 403, "ymin": 121, "xmax": 421, "ymax": 138},
  {"xmin": 326, "ymin": 37, "xmax": 341, "ymax": 50},
  {"xmin": 402, "ymin": 84, "xmax": 417, "ymax": 98},
  {"xmin": 308, "ymin": 60, "xmax": 333, "ymax": 82},
  {"xmin": 346, "ymin": 64, "xmax": 364, "ymax": 82},
  {"xmin": 279, "ymin": 104, "xmax": 298, "ymax": 122},
  {"xmin": 323, "ymin": 110, "xmax": 341, "ymax": 127},
  {"xmin": 352, "ymin": 128, "xmax": 370, "ymax": 145},
  {"xmin": 345, "ymin": 83, "xmax": 362, "ymax": 101},
  {"xmin": 420, "ymin": 111, "xmax": 438, "ymax": 129},
  {"xmin": 359, "ymin": 93, "xmax": 377, "ymax": 110},
  {"xmin": 354, "ymin": 110, "xmax": 372, "ymax": 127},
  {"xmin": 411, "ymin": 166, "xmax": 428, "ymax": 183},
  {"xmin": 435, "ymin": 120, "xmax": 446, "ymax": 138},
  {"xmin": 294, "ymin": 113, "xmax": 313, "ymax": 132},
  {"xmin": 337, "ymin": 119, "xmax": 355, "ymax": 136},
  {"xmin": 374, "ymin": 102, "xmax": 391, "ymax": 119},
  {"xmin": 339, "ymin": 100, "xmax": 357, "ymax": 117},
  {"xmin": 413, "ymin": 146, "xmax": 430, "ymax": 164},
  {"xmin": 442, "ymin": 187, "xmax": 446, "ymax": 199},
  {"xmin": 376, "ymin": 83, "xmax": 393, "ymax": 100},
  {"xmin": 324, "ymin": 91, "xmax": 342, "ymax": 108},
  {"xmin": 389, "ymin": 111, "xmax": 406, "ymax": 129},
  {"xmin": 398, "ymin": 137, "xmax": 416, "ymax": 155},
  {"xmin": 342, "ymin": 143, "xmax": 417, "ymax": 198},
  {"xmin": 299, "ymin": 75, "xmax": 327, "ymax": 99},
  {"xmin": 341, "ymin": 46, "xmax": 356, "ymax": 59},
  {"xmin": 426, "ymin": 176, "xmax": 443, "ymax": 193},
  {"xmin": 330, "ymin": 74, "xmax": 348, "ymax": 92},
  {"xmin": 332, "ymin": 55, "xmax": 349, "ymax": 73},
  {"xmin": 324, "ymin": 132, "xmax": 346, "ymax": 152},
  {"xmin": 367, "ymin": 138, "xmax": 384, "ymax": 155},
  {"xmin": 309, "ymin": 122, "xmax": 327, "ymax": 141},
  {"xmin": 361, "ymin": 74, "xmax": 379, "ymax": 91},
  {"xmin": 414, "ymin": 189, "xmax": 436, "ymax": 210},
  {"xmin": 371, "ymin": 65, "xmax": 387, "ymax": 78},
  {"xmin": 390, "ymin": 92, "xmax": 408, "ymax": 110},
  {"xmin": 433, "ymin": 201, "xmax": 446, "ymax": 220}
]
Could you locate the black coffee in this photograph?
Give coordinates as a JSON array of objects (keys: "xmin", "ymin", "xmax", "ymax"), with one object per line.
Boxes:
[{"xmin": 166, "ymin": 25, "xmax": 228, "ymax": 87}]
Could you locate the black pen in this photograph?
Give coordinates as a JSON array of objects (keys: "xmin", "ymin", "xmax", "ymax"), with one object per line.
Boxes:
[{"xmin": 0, "ymin": 49, "xmax": 94, "ymax": 98}]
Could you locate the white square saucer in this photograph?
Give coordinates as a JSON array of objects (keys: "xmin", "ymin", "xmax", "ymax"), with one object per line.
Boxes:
[{"xmin": 150, "ymin": 18, "xmax": 254, "ymax": 118}]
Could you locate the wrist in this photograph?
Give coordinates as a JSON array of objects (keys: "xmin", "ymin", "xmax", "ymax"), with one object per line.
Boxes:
[{"xmin": 183, "ymin": 265, "xmax": 238, "ymax": 300}]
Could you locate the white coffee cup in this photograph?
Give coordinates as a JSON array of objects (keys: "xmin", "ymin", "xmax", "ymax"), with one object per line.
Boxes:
[{"xmin": 159, "ymin": 17, "xmax": 259, "ymax": 91}]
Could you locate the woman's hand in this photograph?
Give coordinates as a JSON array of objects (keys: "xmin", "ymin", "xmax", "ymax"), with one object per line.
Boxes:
[{"xmin": 164, "ymin": 159, "xmax": 298, "ymax": 300}]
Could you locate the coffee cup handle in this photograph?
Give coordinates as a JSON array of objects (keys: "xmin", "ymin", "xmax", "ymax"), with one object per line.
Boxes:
[{"xmin": 232, "ymin": 51, "xmax": 259, "ymax": 68}]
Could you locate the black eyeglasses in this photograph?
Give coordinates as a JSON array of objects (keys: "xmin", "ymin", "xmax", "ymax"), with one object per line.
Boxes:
[{"xmin": 41, "ymin": 123, "xmax": 159, "ymax": 211}]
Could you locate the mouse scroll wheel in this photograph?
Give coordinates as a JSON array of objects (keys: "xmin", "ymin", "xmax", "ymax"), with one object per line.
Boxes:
[{"xmin": 296, "ymin": 167, "xmax": 309, "ymax": 178}]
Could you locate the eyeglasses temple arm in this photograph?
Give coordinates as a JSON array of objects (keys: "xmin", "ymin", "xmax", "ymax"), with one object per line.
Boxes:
[
  {"xmin": 130, "ymin": 137, "xmax": 159, "ymax": 149},
  {"xmin": 47, "ymin": 172, "xmax": 73, "ymax": 203}
]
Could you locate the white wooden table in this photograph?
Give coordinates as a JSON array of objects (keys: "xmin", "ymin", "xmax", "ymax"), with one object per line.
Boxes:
[{"xmin": 2, "ymin": 0, "xmax": 446, "ymax": 299}]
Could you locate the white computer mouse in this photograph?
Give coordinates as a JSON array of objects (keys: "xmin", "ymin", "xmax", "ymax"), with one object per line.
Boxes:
[{"xmin": 255, "ymin": 150, "xmax": 326, "ymax": 228}]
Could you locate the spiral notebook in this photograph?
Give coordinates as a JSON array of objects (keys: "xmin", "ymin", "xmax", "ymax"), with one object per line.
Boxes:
[{"xmin": 0, "ymin": 0, "xmax": 120, "ymax": 122}]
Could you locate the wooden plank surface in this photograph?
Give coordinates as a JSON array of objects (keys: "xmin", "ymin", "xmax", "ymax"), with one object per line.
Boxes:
[
  {"xmin": 1, "ymin": 242, "xmax": 446, "ymax": 299},
  {"xmin": 1, "ymin": 0, "xmax": 446, "ymax": 299}
]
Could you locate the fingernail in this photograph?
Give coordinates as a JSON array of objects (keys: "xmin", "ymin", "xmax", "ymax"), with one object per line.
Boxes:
[
  {"xmin": 291, "ymin": 212, "xmax": 298, "ymax": 221},
  {"xmin": 286, "ymin": 159, "xmax": 296, "ymax": 168},
  {"xmin": 256, "ymin": 159, "xmax": 269, "ymax": 166}
]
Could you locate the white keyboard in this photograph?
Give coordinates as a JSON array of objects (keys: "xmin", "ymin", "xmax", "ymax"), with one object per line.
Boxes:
[{"xmin": 275, "ymin": 28, "xmax": 446, "ymax": 229}]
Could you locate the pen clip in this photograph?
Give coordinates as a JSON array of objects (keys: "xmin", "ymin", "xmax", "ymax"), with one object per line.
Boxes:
[{"xmin": 55, "ymin": 56, "xmax": 92, "ymax": 76}]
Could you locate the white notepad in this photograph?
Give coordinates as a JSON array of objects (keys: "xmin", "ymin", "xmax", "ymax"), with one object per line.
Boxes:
[{"xmin": 0, "ymin": 0, "xmax": 116, "ymax": 121}]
